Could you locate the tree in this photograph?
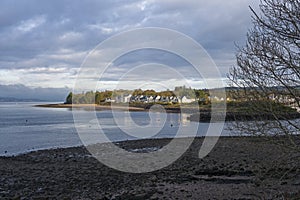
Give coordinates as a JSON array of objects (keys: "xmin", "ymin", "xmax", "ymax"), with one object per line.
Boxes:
[
  {"xmin": 95, "ymin": 91, "xmax": 103, "ymax": 104},
  {"xmin": 65, "ymin": 92, "xmax": 73, "ymax": 104},
  {"xmin": 158, "ymin": 90, "xmax": 175, "ymax": 97},
  {"xmin": 174, "ymin": 85, "xmax": 195, "ymax": 98},
  {"xmin": 194, "ymin": 89, "xmax": 210, "ymax": 105},
  {"xmin": 85, "ymin": 91, "xmax": 95, "ymax": 104},
  {"xmin": 143, "ymin": 89, "xmax": 157, "ymax": 96},
  {"xmin": 132, "ymin": 89, "xmax": 143, "ymax": 96},
  {"xmin": 228, "ymin": 0, "xmax": 300, "ymax": 150}
]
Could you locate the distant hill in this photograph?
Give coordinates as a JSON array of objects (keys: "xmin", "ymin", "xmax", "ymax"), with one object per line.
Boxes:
[
  {"xmin": 0, "ymin": 84, "xmax": 70, "ymax": 102},
  {"xmin": 0, "ymin": 97, "xmax": 47, "ymax": 102}
]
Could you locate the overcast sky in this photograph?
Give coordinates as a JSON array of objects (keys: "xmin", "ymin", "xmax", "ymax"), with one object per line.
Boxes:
[{"xmin": 0, "ymin": 0, "xmax": 260, "ymax": 99}]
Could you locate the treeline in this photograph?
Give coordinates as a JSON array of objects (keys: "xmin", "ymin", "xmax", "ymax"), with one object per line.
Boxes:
[
  {"xmin": 66, "ymin": 91, "xmax": 113, "ymax": 104},
  {"xmin": 65, "ymin": 87, "xmax": 211, "ymax": 104}
]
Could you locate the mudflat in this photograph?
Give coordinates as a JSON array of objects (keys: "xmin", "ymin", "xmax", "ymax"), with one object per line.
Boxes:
[{"xmin": 1, "ymin": 137, "xmax": 299, "ymax": 199}]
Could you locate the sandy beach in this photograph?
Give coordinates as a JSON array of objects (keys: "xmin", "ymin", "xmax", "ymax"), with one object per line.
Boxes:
[{"xmin": 1, "ymin": 137, "xmax": 299, "ymax": 199}]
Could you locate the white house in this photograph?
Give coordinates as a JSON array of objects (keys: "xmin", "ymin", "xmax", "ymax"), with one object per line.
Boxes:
[
  {"xmin": 123, "ymin": 94, "xmax": 132, "ymax": 103},
  {"xmin": 105, "ymin": 98, "xmax": 116, "ymax": 103},
  {"xmin": 148, "ymin": 96, "xmax": 154, "ymax": 103},
  {"xmin": 180, "ymin": 96, "xmax": 196, "ymax": 103},
  {"xmin": 155, "ymin": 95, "xmax": 161, "ymax": 102}
]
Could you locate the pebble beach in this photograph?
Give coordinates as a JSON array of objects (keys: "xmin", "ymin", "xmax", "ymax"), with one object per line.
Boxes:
[{"xmin": 1, "ymin": 137, "xmax": 300, "ymax": 199}]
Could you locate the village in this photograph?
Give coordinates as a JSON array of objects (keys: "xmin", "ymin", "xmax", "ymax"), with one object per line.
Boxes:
[
  {"xmin": 65, "ymin": 86, "xmax": 300, "ymax": 112},
  {"xmin": 107, "ymin": 94, "xmax": 197, "ymax": 104},
  {"xmin": 66, "ymin": 86, "xmax": 229, "ymax": 105}
]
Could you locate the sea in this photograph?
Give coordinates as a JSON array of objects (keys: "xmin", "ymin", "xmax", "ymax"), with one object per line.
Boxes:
[{"xmin": 0, "ymin": 102, "xmax": 230, "ymax": 156}]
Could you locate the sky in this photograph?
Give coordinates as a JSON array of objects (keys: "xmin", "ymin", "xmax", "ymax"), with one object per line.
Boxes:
[{"xmin": 0, "ymin": 0, "xmax": 260, "ymax": 100}]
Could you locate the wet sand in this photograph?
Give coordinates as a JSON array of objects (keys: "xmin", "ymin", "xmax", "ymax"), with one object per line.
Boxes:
[{"xmin": 1, "ymin": 137, "xmax": 300, "ymax": 199}]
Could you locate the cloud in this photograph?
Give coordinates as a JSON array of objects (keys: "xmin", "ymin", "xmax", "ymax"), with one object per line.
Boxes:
[
  {"xmin": 16, "ymin": 15, "xmax": 46, "ymax": 33},
  {"xmin": 0, "ymin": 0, "xmax": 260, "ymax": 93},
  {"xmin": 0, "ymin": 67, "xmax": 78, "ymax": 88}
]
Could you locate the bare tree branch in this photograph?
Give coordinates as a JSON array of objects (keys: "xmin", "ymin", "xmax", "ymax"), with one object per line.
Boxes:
[{"xmin": 228, "ymin": 0, "xmax": 300, "ymax": 151}]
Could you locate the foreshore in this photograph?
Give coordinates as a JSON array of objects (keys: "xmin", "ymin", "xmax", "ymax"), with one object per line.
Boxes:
[
  {"xmin": 188, "ymin": 111, "xmax": 300, "ymax": 122},
  {"xmin": 1, "ymin": 137, "xmax": 299, "ymax": 199},
  {"xmin": 35, "ymin": 103, "xmax": 200, "ymax": 113},
  {"xmin": 35, "ymin": 103, "xmax": 146, "ymax": 112}
]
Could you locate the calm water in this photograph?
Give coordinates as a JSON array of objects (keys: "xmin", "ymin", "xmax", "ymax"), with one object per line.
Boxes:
[{"xmin": 0, "ymin": 102, "xmax": 229, "ymax": 156}]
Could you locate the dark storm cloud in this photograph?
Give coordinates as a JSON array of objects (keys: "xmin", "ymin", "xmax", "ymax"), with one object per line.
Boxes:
[{"xmin": 0, "ymin": 0, "xmax": 123, "ymax": 63}]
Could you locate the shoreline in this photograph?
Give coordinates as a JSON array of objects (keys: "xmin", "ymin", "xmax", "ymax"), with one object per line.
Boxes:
[
  {"xmin": 35, "ymin": 103, "xmax": 200, "ymax": 113},
  {"xmin": 188, "ymin": 111, "xmax": 300, "ymax": 122},
  {"xmin": 1, "ymin": 136, "xmax": 299, "ymax": 199},
  {"xmin": 36, "ymin": 103, "xmax": 300, "ymax": 122},
  {"xmin": 35, "ymin": 103, "xmax": 146, "ymax": 112},
  {"xmin": 0, "ymin": 136, "xmax": 253, "ymax": 158}
]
